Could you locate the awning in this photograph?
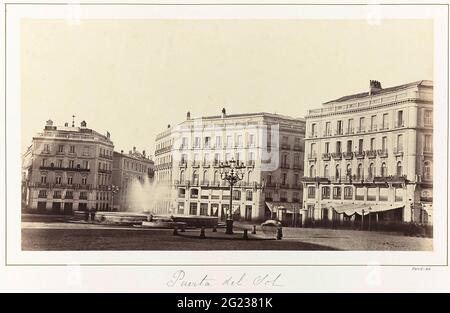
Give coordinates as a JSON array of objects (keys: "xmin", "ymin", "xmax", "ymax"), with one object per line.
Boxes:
[
  {"xmin": 330, "ymin": 204, "xmax": 404, "ymax": 216},
  {"xmin": 265, "ymin": 202, "xmax": 301, "ymax": 214}
]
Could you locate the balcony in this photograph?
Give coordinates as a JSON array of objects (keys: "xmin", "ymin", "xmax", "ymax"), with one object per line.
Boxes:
[
  {"xmin": 308, "ymin": 133, "xmax": 318, "ymax": 139},
  {"xmin": 174, "ymin": 180, "xmax": 188, "ymax": 186},
  {"xmin": 213, "ymin": 161, "xmax": 222, "ymax": 167},
  {"xmin": 345, "ymin": 128, "xmax": 354, "ymax": 135},
  {"xmin": 420, "ymin": 196, "xmax": 433, "ymax": 203},
  {"xmin": 178, "ymin": 144, "xmax": 188, "ymax": 151},
  {"xmin": 377, "ymin": 149, "xmax": 388, "ymax": 158},
  {"xmin": 40, "ymin": 165, "xmax": 90, "ymax": 173},
  {"xmin": 331, "ymin": 152, "xmax": 342, "ymax": 160},
  {"xmin": 191, "ymin": 161, "xmax": 200, "ymax": 168},
  {"xmin": 202, "ymin": 161, "xmax": 211, "ymax": 168},
  {"xmin": 369, "ymin": 125, "xmax": 377, "ymax": 132},
  {"xmin": 64, "ymin": 195, "xmax": 73, "ymax": 199},
  {"xmin": 281, "ymin": 143, "xmax": 291, "ymax": 150},
  {"xmin": 293, "ymin": 164, "xmax": 303, "ymax": 171},
  {"xmin": 280, "ymin": 163, "xmax": 290, "ymax": 169},
  {"xmin": 201, "ymin": 180, "xmax": 209, "ymax": 186},
  {"xmin": 354, "ymin": 151, "xmax": 365, "ymax": 159},
  {"xmin": 343, "ymin": 152, "xmax": 353, "ymax": 160},
  {"xmin": 366, "ymin": 150, "xmax": 377, "ymax": 159},
  {"xmin": 356, "ymin": 127, "xmax": 365, "ymax": 133},
  {"xmin": 323, "ymin": 131, "xmax": 332, "ymax": 137},
  {"xmin": 246, "ymin": 160, "xmax": 255, "ymax": 167},
  {"xmin": 155, "ymin": 145, "xmax": 173, "ymax": 155},
  {"xmin": 373, "ymin": 175, "xmax": 408, "ymax": 184},
  {"xmin": 98, "ymin": 168, "xmax": 112, "ymax": 174},
  {"xmin": 308, "ymin": 153, "xmax": 317, "ymax": 161},
  {"xmin": 322, "ymin": 153, "xmax": 331, "ymax": 161},
  {"xmin": 393, "ymin": 148, "xmax": 404, "ymax": 157},
  {"xmin": 38, "ymin": 194, "xmax": 48, "ymax": 198},
  {"xmin": 293, "ymin": 145, "xmax": 304, "ymax": 152},
  {"xmin": 53, "ymin": 194, "xmax": 62, "ymax": 199},
  {"xmin": 379, "ymin": 124, "xmax": 389, "ymax": 131},
  {"xmin": 99, "ymin": 154, "xmax": 113, "ymax": 160},
  {"xmin": 423, "ymin": 148, "xmax": 433, "ymax": 156},
  {"xmin": 179, "ymin": 161, "xmax": 188, "ymax": 168},
  {"xmin": 79, "ymin": 196, "xmax": 88, "ymax": 200},
  {"xmin": 395, "ymin": 121, "xmax": 405, "ymax": 128},
  {"xmin": 280, "ymin": 184, "xmax": 290, "ymax": 189},
  {"xmin": 300, "ymin": 176, "xmax": 329, "ymax": 183},
  {"xmin": 335, "ymin": 130, "xmax": 344, "ymax": 136},
  {"xmin": 265, "ymin": 182, "xmax": 277, "ymax": 188}
]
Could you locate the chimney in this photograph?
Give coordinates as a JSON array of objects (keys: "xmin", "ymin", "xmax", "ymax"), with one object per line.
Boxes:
[
  {"xmin": 221, "ymin": 108, "xmax": 226, "ymax": 118},
  {"xmin": 143, "ymin": 150, "xmax": 146, "ymax": 157},
  {"xmin": 186, "ymin": 111, "xmax": 191, "ymax": 120},
  {"xmin": 167, "ymin": 124, "xmax": 170, "ymax": 129},
  {"xmin": 369, "ymin": 80, "xmax": 382, "ymax": 95},
  {"xmin": 133, "ymin": 147, "xmax": 136, "ymax": 153},
  {"xmin": 121, "ymin": 150, "xmax": 124, "ymax": 154},
  {"xmin": 129, "ymin": 150, "xmax": 132, "ymax": 154},
  {"xmin": 64, "ymin": 122, "xmax": 68, "ymax": 127}
]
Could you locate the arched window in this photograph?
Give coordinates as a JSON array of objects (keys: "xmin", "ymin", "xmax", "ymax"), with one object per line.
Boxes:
[
  {"xmin": 381, "ymin": 162, "xmax": 387, "ymax": 177},
  {"xmin": 192, "ymin": 170, "xmax": 199, "ymax": 184},
  {"xmin": 309, "ymin": 165, "xmax": 316, "ymax": 177},
  {"xmin": 369, "ymin": 163, "xmax": 374, "ymax": 178},
  {"xmin": 346, "ymin": 164, "xmax": 352, "ymax": 177},
  {"xmin": 202, "ymin": 170, "xmax": 208, "ymax": 182},
  {"xmin": 424, "ymin": 161, "xmax": 432, "ymax": 180},
  {"xmin": 335, "ymin": 164, "xmax": 340, "ymax": 179},
  {"xmin": 324, "ymin": 164, "xmax": 329, "ymax": 178},
  {"xmin": 180, "ymin": 170, "xmax": 185, "ymax": 183},
  {"xmin": 396, "ymin": 161, "xmax": 402, "ymax": 176},
  {"xmin": 357, "ymin": 163, "xmax": 363, "ymax": 179},
  {"xmin": 247, "ymin": 171, "xmax": 252, "ymax": 184},
  {"xmin": 213, "ymin": 171, "xmax": 219, "ymax": 184}
]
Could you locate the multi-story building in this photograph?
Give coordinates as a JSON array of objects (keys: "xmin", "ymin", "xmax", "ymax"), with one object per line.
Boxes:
[
  {"xmin": 22, "ymin": 119, "xmax": 115, "ymax": 214},
  {"xmin": 301, "ymin": 80, "xmax": 433, "ymax": 225},
  {"xmin": 112, "ymin": 147, "xmax": 155, "ymax": 211},
  {"xmin": 154, "ymin": 109, "xmax": 305, "ymax": 223}
]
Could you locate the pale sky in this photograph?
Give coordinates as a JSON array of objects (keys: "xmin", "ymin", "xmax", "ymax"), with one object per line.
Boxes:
[{"xmin": 21, "ymin": 19, "xmax": 433, "ymax": 156}]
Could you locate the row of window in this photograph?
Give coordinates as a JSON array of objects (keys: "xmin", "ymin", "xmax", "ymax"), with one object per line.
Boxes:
[
  {"xmin": 40, "ymin": 175, "xmax": 88, "ymax": 185},
  {"xmin": 309, "ymin": 134, "xmax": 432, "ymax": 155},
  {"xmin": 40, "ymin": 143, "xmax": 113, "ymax": 158},
  {"xmin": 309, "ymin": 110, "xmax": 427, "ymax": 137},
  {"xmin": 264, "ymin": 190, "xmax": 301, "ymax": 202},
  {"xmin": 38, "ymin": 190, "xmax": 88, "ymax": 199},
  {"xmin": 178, "ymin": 188, "xmax": 254, "ymax": 201},
  {"xmin": 41, "ymin": 158, "xmax": 90, "ymax": 169},
  {"xmin": 123, "ymin": 159, "xmax": 149, "ymax": 173},
  {"xmin": 308, "ymin": 160, "xmax": 433, "ymax": 180},
  {"xmin": 307, "ymin": 186, "xmax": 404, "ymax": 201}
]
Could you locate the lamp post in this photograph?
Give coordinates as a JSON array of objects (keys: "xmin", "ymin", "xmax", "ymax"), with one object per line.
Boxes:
[
  {"xmin": 108, "ymin": 185, "xmax": 119, "ymax": 211},
  {"xmin": 219, "ymin": 158, "xmax": 245, "ymax": 234}
]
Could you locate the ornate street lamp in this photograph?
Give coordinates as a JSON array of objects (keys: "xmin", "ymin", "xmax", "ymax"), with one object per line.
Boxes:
[
  {"xmin": 219, "ymin": 158, "xmax": 245, "ymax": 234},
  {"xmin": 108, "ymin": 185, "xmax": 120, "ymax": 211}
]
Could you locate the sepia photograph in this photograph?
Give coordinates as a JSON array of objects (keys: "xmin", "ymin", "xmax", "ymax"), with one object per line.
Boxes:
[
  {"xmin": 2, "ymin": 0, "xmax": 449, "ymax": 293},
  {"xmin": 19, "ymin": 16, "xmax": 435, "ymax": 252}
]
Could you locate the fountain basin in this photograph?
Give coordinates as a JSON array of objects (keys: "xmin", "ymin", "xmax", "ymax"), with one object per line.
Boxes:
[{"xmin": 94, "ymin": 212, "xmax": 149, "ymax": 225}]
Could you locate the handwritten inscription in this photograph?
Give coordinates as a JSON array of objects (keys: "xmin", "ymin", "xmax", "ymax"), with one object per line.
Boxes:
[{"xmin": 167, "ymin": 270, "xmax": 284, "ymax": 288}]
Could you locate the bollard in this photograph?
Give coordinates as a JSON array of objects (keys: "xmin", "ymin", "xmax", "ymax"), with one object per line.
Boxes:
[
  {"xmin": 199, "ymin": 227, "xmax": 206, "ymax": 239},
  {"xmin": 84, "ymin": 210, "xmax": 89, "ymax": 222},
  {"xmin": 243, "ymin": 229, "xmax": 248, "ymax": 240},
  {"xmin": 212, "ymin": 226, "xmax": 217, "ymax": 232},
  {"xmin": 276, "ymin": 227, "xmax": 283, "ymax": 240},
  {"xmin": 252, "ymin": 225, "xmax": 257, "ymax": 234},
  {"xmin": 180, "ymin": 224, "xmax": 185, "ymax": 232},
  {"xmin": 90, "ymin": 211, "xmax": 96, "ymax": 222},
  {"xmin": 173, "ymin": 226, "xmax": 178, "ymax": 236}
]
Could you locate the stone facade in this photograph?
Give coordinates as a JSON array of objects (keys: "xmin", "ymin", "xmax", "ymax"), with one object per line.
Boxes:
[
  {"xmin": 22, "ymin": 119, "xmax": 114, "ymax": 213},
  {"xmin": 154, "ymin": 110, "xmax": 305, "ymax": 222},
  {"xmin": 301, "ymin": 80, "xmax": 433, "ymax": 225},
  {"xmin": 112, "ymin": 148, "xmax": 154, "ymax": 211}
]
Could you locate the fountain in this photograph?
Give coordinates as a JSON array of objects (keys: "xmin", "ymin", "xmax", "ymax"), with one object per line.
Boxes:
[{"xmin": 94, "ymin": 176, "xmax": 218, "ymax": 228}]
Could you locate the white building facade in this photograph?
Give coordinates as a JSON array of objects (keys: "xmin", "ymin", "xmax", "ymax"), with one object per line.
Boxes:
[
  {"xmin": 154, "ymin": 110, "xmax": 305, "ymax": 223},
  {"xmin": 301, "ymin": 80, "xmax": 433, "ymax": 226}
]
